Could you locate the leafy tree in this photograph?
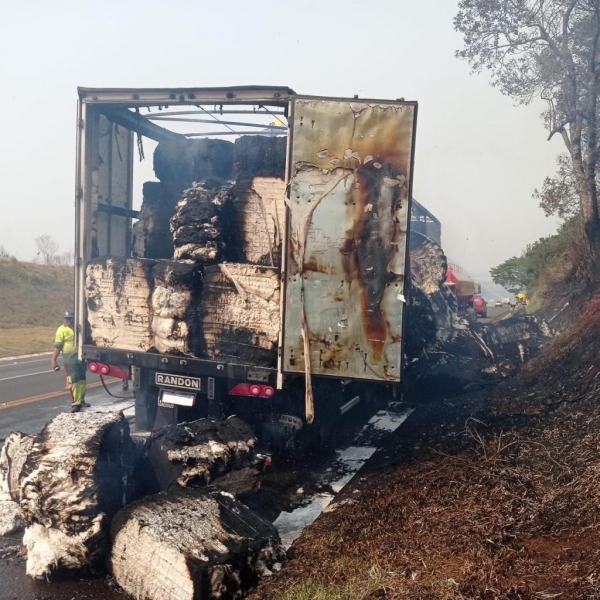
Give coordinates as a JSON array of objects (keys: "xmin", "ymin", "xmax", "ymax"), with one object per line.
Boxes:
[
  {"xmin": 533, "ymin": 153, "xmax": 580, "ymax": 219},
  {"xmin": 490, "ymin": 257, "xmax": 530, "ymax": 294},
  {"xmin": 490, "ymin": 217, "xmax": 580, "ymax": 293},
  {"xmin": 455, "ymin": 1, "xmax": 600, "ymax": 266}
]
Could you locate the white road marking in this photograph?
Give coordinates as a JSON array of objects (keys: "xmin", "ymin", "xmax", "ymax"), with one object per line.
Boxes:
[
  {"xmin": 0, "ymin": 370, "xmax": 55, "ymax": 382},
  {"xmin": 0, "ymin": 352, "xmax": 52, "ymax": 363},
  {"xmin": 273, "ymin": 406, "xmax": 414, "ymax": 549},
  {"xmin": 0, "ymin": 357, "xmax": 50, "ymax": 369}
]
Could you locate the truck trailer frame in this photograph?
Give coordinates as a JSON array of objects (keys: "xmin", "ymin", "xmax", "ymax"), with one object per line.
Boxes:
[{"xmin": 75, "ymin": 86, "xmax": 418, "ymax": 436}]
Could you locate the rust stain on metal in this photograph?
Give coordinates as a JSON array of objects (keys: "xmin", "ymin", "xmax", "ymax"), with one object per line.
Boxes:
[{"xmin": 283, "ymin": 99, "xmax": 416, "ymax": 383}]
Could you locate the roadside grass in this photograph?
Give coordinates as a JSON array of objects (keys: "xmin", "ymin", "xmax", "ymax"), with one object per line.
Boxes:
[
  {"xmin": 280, "ymin": 580, "xmax": 347, "ymax": 600},
  {"xmin": 0, "ymin": 261, "xmax": 73, "ymax": 357},
  {"xmin": 278, "ymin": 565, "xmax": 464, "ymax": 600},
  {"xmin": 0, "ymin": 327, "xmax": 55, "ymax": 358},
  {"xmin": 0, "ymin": 262, "xmax": 73, "ymax": 329}
]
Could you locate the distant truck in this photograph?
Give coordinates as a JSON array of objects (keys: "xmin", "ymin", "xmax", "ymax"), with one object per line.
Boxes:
[
  {"xmin": 73, "ymin": 86, "xmax": 418, "ymax": 449},
  {"xmin": 471, "ymin": 295, "xmax": 487, "ymax": 318}
]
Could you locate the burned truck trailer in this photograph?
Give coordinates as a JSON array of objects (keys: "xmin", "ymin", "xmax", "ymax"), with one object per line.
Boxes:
[{"xmin": 75, "ymin": 86, "xmax": 417, "ymax": 443}]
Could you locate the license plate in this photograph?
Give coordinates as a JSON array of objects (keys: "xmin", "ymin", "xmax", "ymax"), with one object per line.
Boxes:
[
  {"xmin": 155, "ymin": 372, "xmax": 201, "ymax": 391},
  {"xmin": 159, "ymin": 389, "xmax": 196, "ymax": 407}
]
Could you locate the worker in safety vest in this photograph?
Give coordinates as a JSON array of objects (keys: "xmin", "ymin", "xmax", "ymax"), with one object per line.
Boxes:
[
  {"xmin": 516, "ymin": 293, "xmax": 527, "ymax": 304},
  {"xmin": 51, "ymin": 311, "xmax": 89, "ymax": 413}
]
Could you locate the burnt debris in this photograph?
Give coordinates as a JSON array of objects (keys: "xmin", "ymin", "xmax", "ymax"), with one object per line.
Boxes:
[{"xmin": 233, "ymin": 135, "xmax": 286, "ymax": 178}]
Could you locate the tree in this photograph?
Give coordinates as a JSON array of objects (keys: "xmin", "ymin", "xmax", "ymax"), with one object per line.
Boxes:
[
  {"xmin": 490, "ymin": 256, "xmax": 530, "ymax": 294},
  {"xmin": 0, "ymin": 245, "xmax": 12, "ymax": 260},
  {"xmin": 34, "ymin": 235, "xmax": 59, "ymax": 265},
  {"xmin": 533, "ymin": 153, "xmax": 581, "ymax": 219},
  {"xmin": 54, "ymin": 251, "xmax": 74, "ymax": 266},
  {"xmin": 490, "ymin": 217, "xmax": 580, "ymax": 293},
  {"xmin": 455, "ymin": 0, "xmax": 600, "ymax": 269}
]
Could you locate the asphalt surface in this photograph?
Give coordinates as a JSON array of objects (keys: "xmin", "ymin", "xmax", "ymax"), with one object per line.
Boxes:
[
  {"xmin": 478, "ymin": 304, "xmax": 511, "ymax": 324},
  {"xmin": 0, "ymin": 353, "xmax": 133, "ymax": 444}
]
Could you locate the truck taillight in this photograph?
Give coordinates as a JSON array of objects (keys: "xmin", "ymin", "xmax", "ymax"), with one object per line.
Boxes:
[
  {"xmin": 229, "ymin": 383, "xmax": 276, "ymax": 398},
  {"xmin": 87, "ymin": 362, "xmax": 128, "ymax": 380}
]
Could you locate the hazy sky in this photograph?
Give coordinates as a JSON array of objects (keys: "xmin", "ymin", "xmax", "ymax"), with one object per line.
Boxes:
[{"xmin": 0, "ymin": 0, "xmax": 564, "ymax": 279}]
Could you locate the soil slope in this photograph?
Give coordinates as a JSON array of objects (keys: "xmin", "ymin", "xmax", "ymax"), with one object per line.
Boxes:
[{"xmin": 254, "ymin": 297, "xmax": 600, "ymax": 600}]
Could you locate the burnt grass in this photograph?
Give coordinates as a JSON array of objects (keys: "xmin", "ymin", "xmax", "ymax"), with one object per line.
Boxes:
[{"xmin": 252, "ymin": 297, "xmax": 600, "ymax": 600}]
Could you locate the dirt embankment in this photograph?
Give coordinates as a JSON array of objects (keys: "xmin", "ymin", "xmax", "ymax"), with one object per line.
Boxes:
[
  {"xmin": 0, "ymin": 262, "xmax": 73, "ymax": 356},
  {"xmin": 253, "ymin": 297, "xmax": 600, "ymax": 600}
]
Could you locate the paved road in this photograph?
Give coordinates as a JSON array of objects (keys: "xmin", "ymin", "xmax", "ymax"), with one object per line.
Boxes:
[
  {"xmin": 479, "ymin": 304, "xmax": 511, "ymax": 324},
  {"xmin": 0, "ymin": 353, "xmax": 134, "ymax": 443}
]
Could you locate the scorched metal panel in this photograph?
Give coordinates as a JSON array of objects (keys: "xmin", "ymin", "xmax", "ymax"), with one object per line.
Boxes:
[{"xmin": 283, "ymin": 98, "xmax": 417, "ymax": 382}]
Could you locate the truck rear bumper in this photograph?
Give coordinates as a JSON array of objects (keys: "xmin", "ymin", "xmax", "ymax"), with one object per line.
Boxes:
[{"xmin": 82, "ymin": 345, "xmax": 275, "ymax": 385}]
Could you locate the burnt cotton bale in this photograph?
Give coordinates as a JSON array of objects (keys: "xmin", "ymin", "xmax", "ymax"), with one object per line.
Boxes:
[
  {"xmin": 132, "ymin": 182, "xmax": 179, "ymax": 260},
  {"xmin": 20, "ymin": 411, "xmax": 138, "ymax": 579},
  {"xmin": 234, "ymin": 135, "xmax": 287, "ymax": 178},
  {"xmin": 0, "ymin": 431, "xmax": 35, "ymax": 502},
  {"xmin": 154, "ymin": 139, "xmax": 234, "ymax": 188},
  {"xmin": 141, "ymin": 416, "xmax": 262, "ymax": 494},
  {"xmin": 170, "ymin": 184, "xmax": 230, "ymax": 264},
  {"xmin": 151, "ymin": 260, "xmax": 204, "ymax": 356},
  {"xmin": 110, "ymin": 488, "xmax": 284, "ymax": 600}
]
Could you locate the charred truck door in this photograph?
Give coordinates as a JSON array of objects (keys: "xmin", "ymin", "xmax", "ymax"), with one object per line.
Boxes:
[{"xmin": 281, "ymin": 98, "xmax": 417, "ymax": 422}]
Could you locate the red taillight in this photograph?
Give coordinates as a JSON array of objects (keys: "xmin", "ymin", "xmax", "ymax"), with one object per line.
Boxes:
[
  {"xmin": 229, "ymin": 383, "xmax": 276, "ymax": 398},
  {"xmin": 87, "ymin": 362, "xmax": 128, "ymax": 380}
]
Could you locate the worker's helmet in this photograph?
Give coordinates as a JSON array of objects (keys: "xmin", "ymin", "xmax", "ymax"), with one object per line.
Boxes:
[{"xmin": 64, "ymin": 310, "xmax": 74, "ymax": 321}]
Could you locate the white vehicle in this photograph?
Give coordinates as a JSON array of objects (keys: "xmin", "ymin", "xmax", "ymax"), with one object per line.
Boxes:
[{"xmin": 495, "ymin": 300, "xmax": 502, "ymax": 307}]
